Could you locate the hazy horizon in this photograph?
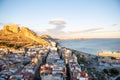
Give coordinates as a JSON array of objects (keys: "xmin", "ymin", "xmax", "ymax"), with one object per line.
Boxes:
[{"xmin": 0, "ymin": 0, "xmax": 120, "ymax": 38}]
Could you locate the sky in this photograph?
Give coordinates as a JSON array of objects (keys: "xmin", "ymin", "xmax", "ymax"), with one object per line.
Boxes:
[{"xmin": 0, "ymin": 0, "xmax": 120, "ymax": 38}]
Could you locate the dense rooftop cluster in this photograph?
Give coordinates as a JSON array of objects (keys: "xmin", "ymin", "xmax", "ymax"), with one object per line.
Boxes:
[
  {"xmin": 0, "ymin": 39, "xmax": 119, "ymax": 80},
  {"xmin": 0, "ymin": 46, "xmax": 49, "ymax": 80},
  {"xmin": 39, "ymin": 40, "xmax": 92, "ymax": 80}
]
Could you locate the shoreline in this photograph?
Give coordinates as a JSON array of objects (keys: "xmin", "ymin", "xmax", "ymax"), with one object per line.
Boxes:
[
  {"xmin": 62, "ymin": 46, "xmax": 97, "ymax": 56},
  {"xmin": 56, "ymin": 39, "xmax": 98, "ymax": 56},
  {"xmin": 0, "ymin": 39, "xmax": 120, "ymax": 80},
  {"xmin": 57, "ymin": 39, "xmax": 120, "ymax": 57}
]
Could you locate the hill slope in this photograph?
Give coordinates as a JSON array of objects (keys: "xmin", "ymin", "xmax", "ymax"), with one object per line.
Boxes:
[{"xmin": 0, "ymin": 24, "xmax": 50, "ymax": 48}]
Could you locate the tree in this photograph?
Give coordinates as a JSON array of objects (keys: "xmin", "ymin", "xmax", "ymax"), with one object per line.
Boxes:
[
  {"xmin": 109, "ymin": 68, "xmax": 119, "ymax": 76},
  {"xmin": 103, "ymin": 69, "xmax": 108, "ymax": 74}
]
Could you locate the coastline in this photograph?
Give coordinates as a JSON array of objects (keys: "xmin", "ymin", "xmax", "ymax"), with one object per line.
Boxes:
[
  {"xmin": 55, "ymin": 39, "xmax": 95, "ymax": 57},
  {"xmin": 0, "ymin": 38, "xmax": 120, "ymax": 80},
  {"xmin": 58, "ymin": 38, "xmax": 120, "ymax": 56},
  {"xmin": 57, "ymin": 39, "xmax": 98, "ymax": 56},
  {"xmin": 57, "ymin": 41, "xmax": 120, "ymax": 80}
]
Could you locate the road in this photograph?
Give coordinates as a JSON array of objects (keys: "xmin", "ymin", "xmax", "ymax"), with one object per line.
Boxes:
[{"xmin": 34, "ymin": 59, "xmax": 42, "ymax": 80}]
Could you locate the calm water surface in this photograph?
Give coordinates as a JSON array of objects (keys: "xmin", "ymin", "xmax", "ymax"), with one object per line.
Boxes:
[{"xmin": 59, "ymin": 39, "xmax": 120, "ymax": 55}]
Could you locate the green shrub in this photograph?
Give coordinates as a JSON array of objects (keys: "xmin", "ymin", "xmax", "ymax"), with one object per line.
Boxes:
[{"xmin": 109, "ymin": 68, "xmax": 119, "ymax": 76}]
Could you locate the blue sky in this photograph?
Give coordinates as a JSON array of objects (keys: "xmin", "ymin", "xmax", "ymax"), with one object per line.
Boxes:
[{"xmin": 0, "ymin": 0, "xmax": 120, "ymax": 38}]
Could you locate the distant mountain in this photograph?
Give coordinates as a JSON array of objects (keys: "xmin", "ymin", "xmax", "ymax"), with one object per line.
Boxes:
[
  {"xmin": 59, "ymin": 38, "xmax": 90, "ymax": 40},
  {"xmin": 40, "ymin": 35, "xmax": 52, "ymax": 39},
  {"xmin": 0, "ymin": 24, "xmax": 50, "ymax": 48}
]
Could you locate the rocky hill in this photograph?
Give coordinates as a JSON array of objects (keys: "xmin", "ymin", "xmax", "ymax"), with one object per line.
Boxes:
[
  {"xmin": 0, "ymin": 24, "xmax": 50, "ymax": 48},
  {"xmin": 40, "ymin": 35, "xmax": 52, "ymax": 39}
]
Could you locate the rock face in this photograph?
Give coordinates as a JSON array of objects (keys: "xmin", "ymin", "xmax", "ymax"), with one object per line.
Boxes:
[
  {"xmin": 4, "ymin": 24, "xmax": 20, "ymax": 33},
  {"xmin": 20, "ymin": 27, "xmax": 49, "ymax": 45},
  {"xmin": 40, "ymin": 35, "xmax": 52, "ymax": 39},
  {"xmin": 0, "ymin": 24, "xmax": 50, "ymax": 47}
]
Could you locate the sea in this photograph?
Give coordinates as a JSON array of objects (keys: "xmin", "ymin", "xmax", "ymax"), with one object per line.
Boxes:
[{"xmin": 58, "ymin": 38, "xmax": 120, "ymax": 55}]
